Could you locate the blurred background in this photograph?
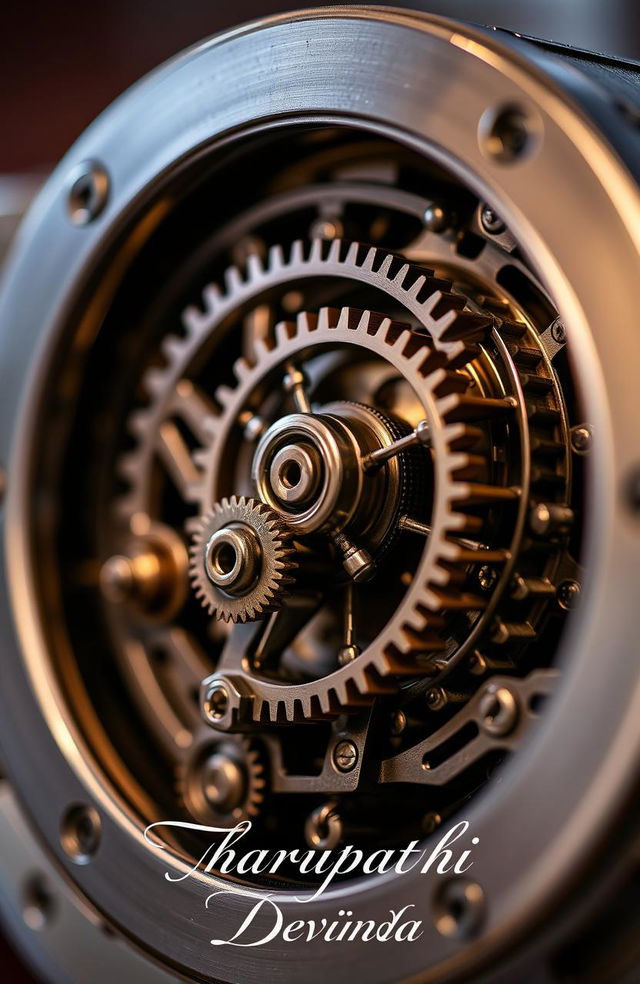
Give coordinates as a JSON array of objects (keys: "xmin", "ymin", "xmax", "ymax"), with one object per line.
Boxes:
[
  {"xmin": 1, "ymin": 0, "xmax": 640, "ymax": 173},
  {"xmin": 0, "ymin": 0, "xmax": 638, "ymax": 980}
]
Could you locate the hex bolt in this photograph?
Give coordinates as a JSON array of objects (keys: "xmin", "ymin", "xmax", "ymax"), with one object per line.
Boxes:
[
  {"xmin": 480, "ymin": 204, "xmax": 505, "ymax": 235},
  {"xmin": 550, "ymin": 317, "xmax": 567, "ymax": 345},
  {"xmin": 571, "ymin": 424, "xmax": 593, "ymax": 454},
  {"xmin": 423, "ymin": 204, "xmax": 449, "ymax": 233},
  {"xmin": 332, "ymin": 739, "xmax": 359, "ymax": 773},
  {"xmin": 67, "ymin": 160, "xmax": 109, "ymax": 225},
  {"xmin": 203, "ymin": 682, "xmax": 230, "ymax": 723},
  {"xmin": 557, "ymin": 579, "xmax": 581, "ymax": 611},
  {"xmin": 479, "ymin": 683, "xmax": 519, "ymax": 737}
]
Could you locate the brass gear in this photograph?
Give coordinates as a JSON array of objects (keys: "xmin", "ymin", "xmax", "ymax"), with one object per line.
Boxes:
[{"xmin": 188, "ymin": 496, "xmax": 297, "ymax": 622}]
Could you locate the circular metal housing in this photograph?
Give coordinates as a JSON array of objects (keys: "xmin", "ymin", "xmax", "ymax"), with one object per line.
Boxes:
[{"xmin": 0, "ymin": 7, "xmax": 639, "ymax": 984}]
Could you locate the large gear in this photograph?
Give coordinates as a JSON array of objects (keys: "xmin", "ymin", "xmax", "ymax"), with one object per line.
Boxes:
[
  {"xmin": 118, "ymin": 238, "xmax": 568, "ymax": 726},
  {"xmin": 188, "ymin": 496, "xmax": 297, "ymax": 622}
]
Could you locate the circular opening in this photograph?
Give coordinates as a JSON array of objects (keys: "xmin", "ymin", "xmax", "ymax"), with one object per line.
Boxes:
[
  {"xmin": 22, "ymin": 874, "xmax": 56, "ymax": 931},
  {"xmin": 67, "ymin": 162, "xmax": 109, "ymax": 225},
  {"xmin": 212, "ymin": 541, "xmax": 237, "ymax": 576},
  {"xmin": 479, "ymin": 102, "xmax": 539, "ymax": 164},
  {"xmin": 205, "ymin": 685, "xmax": 229, "ymax": 720},
  {"xmin": 280, "ymin": 458, "xmax": 302, "ymax": 489},
  {"xmin": 60, "ymin": 804, "xmax": 101, "ymax": 865},
  {"xmin": 433, "ymin": 879, "xmax": 485, "ymax": 940}
]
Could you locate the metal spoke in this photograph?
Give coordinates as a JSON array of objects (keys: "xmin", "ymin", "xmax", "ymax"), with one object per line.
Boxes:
[{"xmin": 362, "ymin": 419, "xmax": 431, "ymax": 471}]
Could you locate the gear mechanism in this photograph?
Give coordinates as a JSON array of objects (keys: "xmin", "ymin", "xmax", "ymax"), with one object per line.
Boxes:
[{"xmin": 188, "ymin": 496, "xmax": 297, "ymax": 622}]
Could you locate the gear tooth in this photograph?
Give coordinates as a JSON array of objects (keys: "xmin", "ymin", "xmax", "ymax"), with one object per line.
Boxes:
[
  {"xmin": 393, "ymin": 262, "xmax": 411, "ymax": 287},
  {"xmin": 215, "ymin": 384, "xmax": 235, "ymax": 409},
  {"xmin": 203, "ymin": 283, "xmax": 223, "ymax": 314},
  {"xmin": 450, "ymin": 482, "xmax": 519, "ymax": 505},
  {"xmin": 378, "ymin": 253, "xmax": 395, "ymax": 278},
  {"xmin": 268, "ymin": 243, "xmax": 285, "ymax": 271},
  {"xmin": 224, "ymin": 265, "xmax": 244, "ymax": 294},
  {"xmin": 128, "ymin": 410, "xmax": 150, "ymax": 437},
  {"xmin": 275, "ymin": 320, "xmax": 295, "ymax": 345},
  {"xmin": 297, "ymin": 311, "xmax": 317, "ymax": 334},
  {"xmin": 362, "ymin": 245, "xmax": 378, "ymax": 271},
  {"xmin": 290, "ymin": 240, "xmax": 305, "ymax": 265},
  {"xmin": 327, "ymin": 238, "xmax": 342, "ymax": 263},
  {"xmin": 117, "ymin": 453, "xmax": 139, "ymax": 480},
  {"xmin": 161, "ymin": 335, "xmax": 184, "ymax": 362},
  {"xmin": 144, "ymin": 367, "xmax": 167, "ymax": 397},
  {"xmin": 233, "ymin": 356, "xmax": 251, "ymax": 382},
  {"xmin": 309, "ymin": 238, "xmax": 324, "ymax": 263},
  {"xmin": 246, "ymin": 252, "xmax": 264, "ymax": 281},
  {"xmin": 182, "ymin": 304, "xmax": 205, "ymax": 333},
  {"xmin": 317, "ymin": 307, "xmax": 339, "ymax": 331},
  {"xmin": 345, "ymin": 241, "xmax": 360, "ymax": 266},
  {"xmin": 407, "ymin": 273, "xmax": 427, "ymax": 298},
  {"xmin": 254, "ymin": 335, "xmax": 273, "ymax": 361}
]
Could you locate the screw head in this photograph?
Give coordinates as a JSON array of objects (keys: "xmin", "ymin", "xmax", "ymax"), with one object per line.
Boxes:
[
  {"xmin": 390, "ymin": 710, "xmax": 407, "ymax": 736},
  {"xmin": 477, "ymin": 565, "xmax": 498, "ymax": 592},
  {"xmin": 332, "ymin": 739, "xmax": 358, "ymax": 773},
  {"xmin": 550, "ymin": 317, "xmax": 567, "ymax": 345},
  {"xmin": 480, "ymin": 204, "xmax": 505, "ymax": 235},
  {"xmin": 60, "ymin": 804, "xmax": 101, "ymax": 865},
  {"xmin": 426, "ymin": 687, "xmax": 447, "ymax": 711},
  {"xmin": 422, "ymin": 811, "xmax": 442, "ymax": 835},
  {"xmin": 423, "ymin": 204, "xmax": 449, "ymax": 233},
  {"xmin": 571, "ymin": 424, "xmax": 592, "ymax": 454},
  {"xmin": 67, "ymin": 160, "xmax": 109, "ymax": 225},
  {"xmin": 479, "ymin": 684, "xmax": 518, "ymax": 736},
  {"xmin": 557, "ymin": 579, "xmax": 580, "ymax": 610}
]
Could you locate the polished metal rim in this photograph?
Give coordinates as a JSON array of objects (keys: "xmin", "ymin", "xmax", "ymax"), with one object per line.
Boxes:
[{"xmin": 1, "ymin": 7, "xmax": 640, "ymax": 983}]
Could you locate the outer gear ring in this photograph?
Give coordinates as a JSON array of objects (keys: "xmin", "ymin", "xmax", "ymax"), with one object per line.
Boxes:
[
  {"xmin": 188, "ymin": 496, "xmax": 297, "ymax": 622},
  {"xmin": 199, "ymin": 304, "xmax": 522, "ymax": 723}
]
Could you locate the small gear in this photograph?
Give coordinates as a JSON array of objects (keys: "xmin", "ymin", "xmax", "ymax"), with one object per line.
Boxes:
[
  {"xmin": 178, "ymin": 736, "xmax": 266, "ymax": 827},
  {"xmin": 188, "ymin": 496, "xmax": 297, "ymax": 622}
]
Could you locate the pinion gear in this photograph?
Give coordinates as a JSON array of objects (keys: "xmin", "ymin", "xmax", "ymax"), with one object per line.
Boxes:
[{"xmin": 188, "ymin": 496, "xmax": 297, "ymax": 622}]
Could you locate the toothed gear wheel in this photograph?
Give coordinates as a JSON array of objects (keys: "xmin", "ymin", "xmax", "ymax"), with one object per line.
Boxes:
[
  {"xmin": 120, "ymin": 238, "xmax": 568, "ymax": 725},
  {"xmin": 178, "ymin": 736, "xmax": 266, "ymax": 827},
  {"xmin": 188, "ymin": 496, "xmax": 297, "ymax": 622}
]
